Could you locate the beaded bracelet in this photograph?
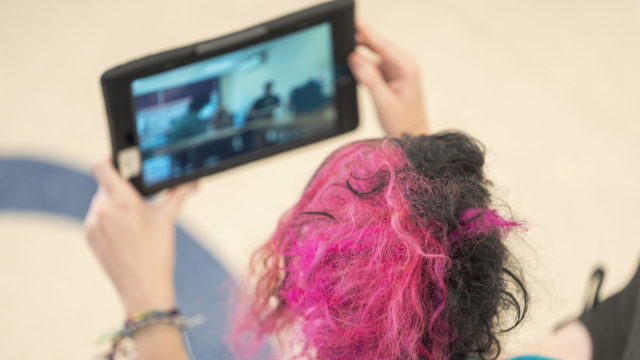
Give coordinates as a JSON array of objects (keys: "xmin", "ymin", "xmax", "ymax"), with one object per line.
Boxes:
[{"xmin": 105, "ymin": 308, "xmax": 189, "ymax": 360}]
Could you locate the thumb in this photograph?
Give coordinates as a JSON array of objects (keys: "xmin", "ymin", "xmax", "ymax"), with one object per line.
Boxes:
[
  {"xmin": 160, "ymin": 181, "xmax": 198, "ymax": 217},
  {"xmin": 348, "ymin": 51, "xmax": 396, "ymax": 109}
]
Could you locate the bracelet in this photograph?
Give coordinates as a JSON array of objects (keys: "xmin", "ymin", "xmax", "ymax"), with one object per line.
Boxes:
[
  {"xmin": 123, "ymin": 308, "xmax": 186, "ymax": 338},
  {"xmin": 105, "ymin": 308, "xmax": 188, "ymax": 360}
]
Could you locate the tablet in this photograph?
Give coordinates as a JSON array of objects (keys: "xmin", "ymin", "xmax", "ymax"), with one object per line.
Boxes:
[{"xmin": 101, "ymin": 0, "xmax": 358, "ymax": 195}]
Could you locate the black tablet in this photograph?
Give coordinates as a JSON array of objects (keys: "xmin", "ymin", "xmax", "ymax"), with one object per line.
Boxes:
[{"xmin": 101, "ymin": 0, "xmax": 358, "ymax": 195}]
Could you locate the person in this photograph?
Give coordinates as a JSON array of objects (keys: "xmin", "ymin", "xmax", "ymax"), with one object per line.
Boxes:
[
  {"xmin": 246, "ymin": 82, "xmax": 280, "ymax": 122},
  {"xmin": 168, "ymin": 93, "xmax": 210, "ymax": 144},
  {"xmin": 166, "ymin": 92, "xmax": 211, "ymax": 173},
  {"xmin": 211, "ymin": 104, "xmax": 234, "ymax": 130},
  {"xmin": 85, "ymin": 21, "xmax": 614, "ymax": 360},
  {"xmin": 289, "ymin": 79, "xmax": 328, "ymax": 113}
]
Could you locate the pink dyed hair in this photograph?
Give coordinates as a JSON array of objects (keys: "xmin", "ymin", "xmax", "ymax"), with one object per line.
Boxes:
[{"xmin": 231, "ymin": 136, "xmax": 521, "ymax": 359}]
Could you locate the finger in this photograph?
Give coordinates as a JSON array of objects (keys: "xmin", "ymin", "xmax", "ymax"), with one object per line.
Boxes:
[
  {"xmin": 84, "ymin": 186, "xmax": 107, "ymax": 229},
  {"xmin": 355, "ymin": 19, "xmax": 410, "ymax": 70},
  {"xmin": 84, "ymin": 199, "xmax": 100, "ymax": 239},
  {"xmin": 348, "ymin": 51, "xmax": 396, "ymax": 109},
  {"xmin": 91, "ymin": 157, "xmax": 136, "ymax": 196},
  {"xmin": 84, "ymin": 188, "xmax": 109, "ymax": 253},
  {"xmin": 160, "ymin": 181, "xmax": 198, "ymax": 216}
]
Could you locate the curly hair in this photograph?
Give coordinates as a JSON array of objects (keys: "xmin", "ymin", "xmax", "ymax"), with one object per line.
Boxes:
[{"xmin": 231, "ymin": 131, "xmax": 528, "ymax": 360}]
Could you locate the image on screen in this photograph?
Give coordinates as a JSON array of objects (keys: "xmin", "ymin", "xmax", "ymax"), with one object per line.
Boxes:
[{"xmin": 131, "ymin": 22, "xmax": 337, "ymax": 186}]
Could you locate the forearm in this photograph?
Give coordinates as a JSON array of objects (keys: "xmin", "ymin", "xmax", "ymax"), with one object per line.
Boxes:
[{"xmin": 134, "ymin": 324, "xmax": 190, "ymax": 360}]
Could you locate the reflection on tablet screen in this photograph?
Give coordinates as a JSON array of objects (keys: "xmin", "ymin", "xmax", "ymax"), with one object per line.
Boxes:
[{"xmin": 130, "ymin": 22, "xmax": 337, "ymax": 186}]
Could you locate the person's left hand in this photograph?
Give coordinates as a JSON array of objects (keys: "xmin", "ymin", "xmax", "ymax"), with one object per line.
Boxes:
[
  {"xmin": 84, "ymin": 157, "xmax": 197, "ymax": 315},
  {"xmin": 348, "ymin": 20, "xmax": 429, "ymax": 137}
]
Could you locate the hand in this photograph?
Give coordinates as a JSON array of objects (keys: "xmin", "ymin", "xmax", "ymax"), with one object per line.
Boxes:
[
  {"xmin": 348, "ymin": 20, "xmax": 429, "ymax": 137},
  {"xmin": 84, "ymin": 157, "xmax": 197, "ymax": 315}
]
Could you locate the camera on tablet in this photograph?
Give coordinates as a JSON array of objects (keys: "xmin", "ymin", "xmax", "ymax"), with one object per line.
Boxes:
[{"xmin": 101, "ymin": 0, "xmax": 358, "ymax": 195}]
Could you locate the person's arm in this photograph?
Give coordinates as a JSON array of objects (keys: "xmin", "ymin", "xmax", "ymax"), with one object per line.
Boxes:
[
  {"xmin": 84, "ymin": 158, "xmax": 197, "ymax": 360},
  {"xmin": 347, "ymin": 20, "xmax": 430, "ymax": 137}
]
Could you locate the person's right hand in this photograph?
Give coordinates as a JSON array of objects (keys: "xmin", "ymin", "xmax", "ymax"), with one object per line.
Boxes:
[
  {"xmin": 84, "ymin": 157, "xmax": 197, "ymax": 316},
  {"xmin": 348, "ymin": 20, "xmax": 429, "ymax": 137}
]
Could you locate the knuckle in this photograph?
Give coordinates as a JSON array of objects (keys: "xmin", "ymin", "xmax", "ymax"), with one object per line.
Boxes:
[
  {"xmin": 96, "ymin": 206, "xmax": 110, "ymax": 223},
  {"xmin": 85, "ymin": 228, "xmax": 98, "ymax": 242},
  {"xmin": 114, "ymin": 194, "xmax": 138, "ymax": 213},
  {"xmin": 84, "ymin": 206, "xmax": 98, "ymax": 229},
  {"xmin": 83, "ymin": 220, "xmax": 93, "ymax": 235},
  {"xmin": 83, "ymin": 214, "xmax": 94, "ymax": 228},
  {"xmin": 113, "ymin": 197, "xmax": 129, "ymax": 211},
  {"xmin": 83, "ymin": 219, "xmax": 99, "ymax": 240}
]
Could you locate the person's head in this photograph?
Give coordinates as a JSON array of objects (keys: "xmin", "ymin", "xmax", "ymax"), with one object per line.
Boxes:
[
  {"xmin": 233, "ymin": 132, "xmax": 528, "ymax": 360},
  {"xmin": 189, "ymin": 92, "xmax": 210, "ymax": 113},
  {"xmin": 264, "ymin": 82, "xmax": 273, "ymax": 95}
]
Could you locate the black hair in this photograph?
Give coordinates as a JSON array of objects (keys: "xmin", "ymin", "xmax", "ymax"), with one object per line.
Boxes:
[{"xmin": 402, "ymin": 131, "xmax": 529, "ymax": 359}]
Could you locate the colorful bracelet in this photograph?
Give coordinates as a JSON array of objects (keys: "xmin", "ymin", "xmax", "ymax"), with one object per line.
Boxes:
[
  {"xmin": 105, "ymin": 308, "xmax": 189, "ymax": 360},
  {"xmin": 122, "ymin": 308, "xmax": 186, "ymax": 338}
]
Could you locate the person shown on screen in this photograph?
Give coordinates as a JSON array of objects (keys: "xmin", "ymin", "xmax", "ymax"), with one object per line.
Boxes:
[
  {"xmin": 211, "ymin": 104, "xmax": 234, "ymax": 130},
  {"xmin": 84, "ymin": 21, "xmax": 624, "ymax": 360},
  {"xmin": 290, "ymin": 78, "xmax": 328, "ymax": 114},
  {"xmin": 168, "ymin": 92, "xmax": 210, "ymax": 144},
  {"xmin": 246, "ymin": 81, "xmax": 280, "ymax": 122}
]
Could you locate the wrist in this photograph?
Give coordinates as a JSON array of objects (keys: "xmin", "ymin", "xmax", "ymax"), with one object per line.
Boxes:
[
  {"xmin": 410, "ymin": 123, "xmax": 430, "ymax": 135},
  {"xmin": 122, "ymin": 287, "xmax": 177, "ymax": 316},
  {"xmin": 108, "ymin": 307, "xmax": 190, "ymax": 360}
]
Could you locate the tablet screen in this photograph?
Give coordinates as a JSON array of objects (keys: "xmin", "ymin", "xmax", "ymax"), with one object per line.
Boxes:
[{"xmin": 130, "ymin": 22, "xmax": 337, "ymax": 186}]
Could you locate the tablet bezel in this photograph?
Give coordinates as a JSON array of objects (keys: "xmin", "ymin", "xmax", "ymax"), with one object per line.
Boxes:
[{"xmin": 101, "ymin": 0, "xmax": 357, "ymax": 196}]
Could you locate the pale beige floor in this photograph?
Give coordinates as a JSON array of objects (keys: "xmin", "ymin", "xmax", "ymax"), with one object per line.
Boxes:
[{"xmin": 1, "ymin": 0, "xmax": 639, "ymax": 358}]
